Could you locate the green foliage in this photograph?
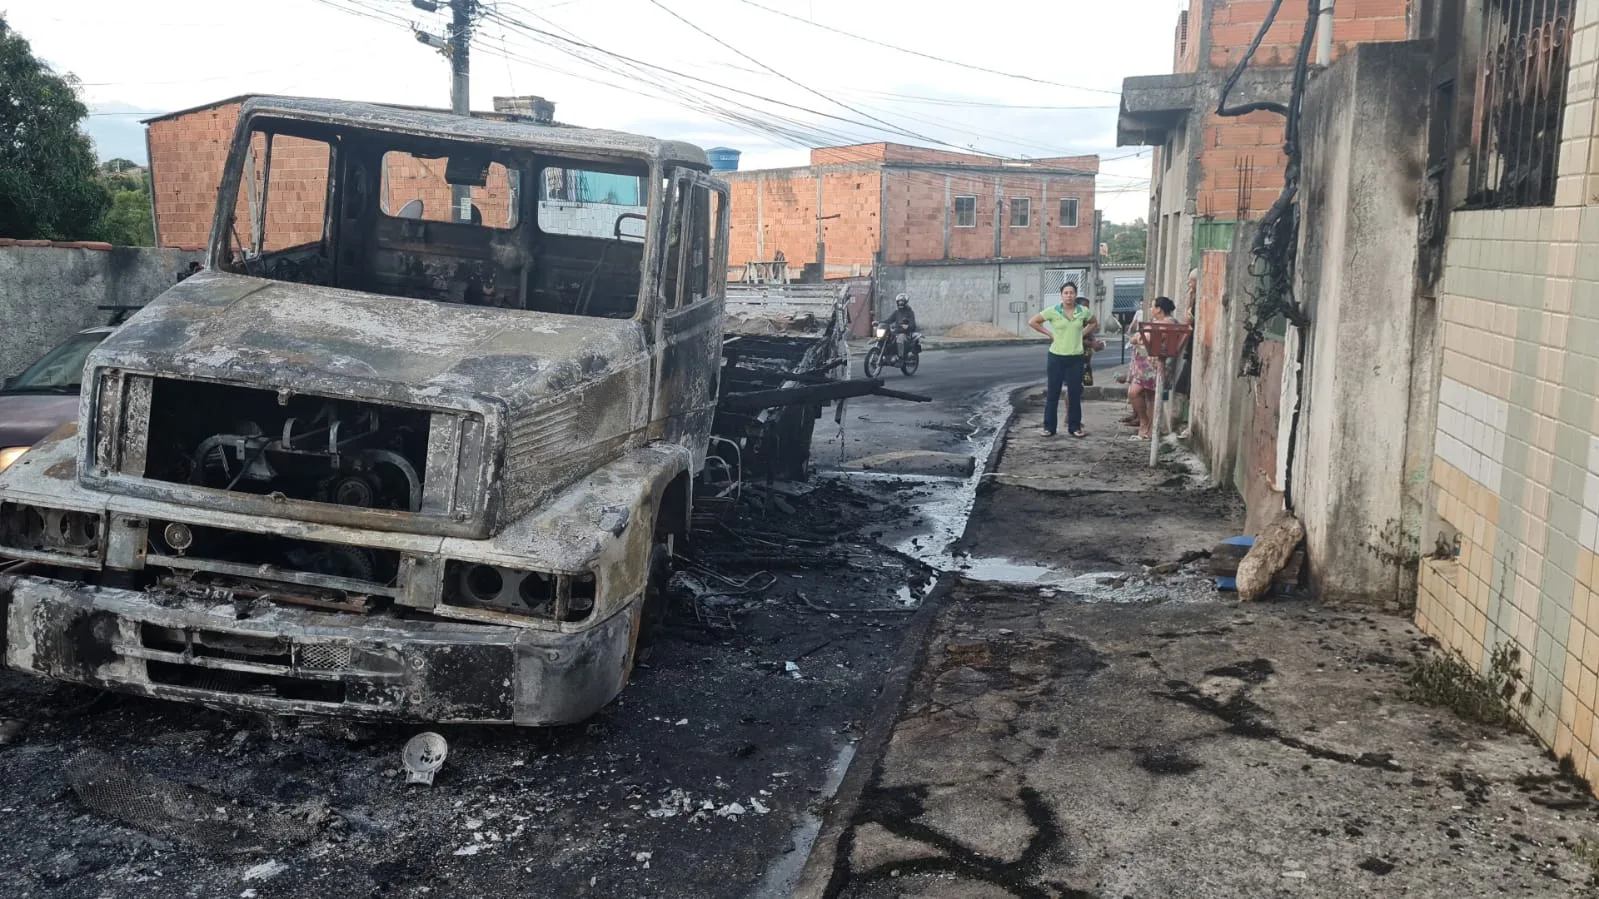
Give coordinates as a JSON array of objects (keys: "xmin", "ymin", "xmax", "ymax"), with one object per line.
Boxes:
[
  {"xmin": 95, "ymin": 171, "xmax": 154, "ymax": 247},
  {"xmin": 0, "ymin": 15, "xmax": 110, "ymax": 240},
  {"xmin": 1404, "ymin": 642, "xmax": 1532, "ymax": 731},
  {"xmin": 1100, "ymin": 219, "xmax": 1148, "ymax": 265},
  {"xmin": 1573, "ymin": 839, "xmax": 1599, "ymax": 880}
]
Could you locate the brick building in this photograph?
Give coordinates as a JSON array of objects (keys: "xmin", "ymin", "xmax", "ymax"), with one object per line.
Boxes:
[
  {"xmin": 719, "ymin": 143, "xmax": 1100, "ymax": 334},
  {"xmin": 1116, "ymin": 0, "xmax": 1412, "ymax": 302}
]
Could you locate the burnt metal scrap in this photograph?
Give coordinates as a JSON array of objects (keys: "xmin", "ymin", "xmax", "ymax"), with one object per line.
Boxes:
[{"xmin": 714, "ymin": 283, "xmax": 929, "ymax": 482}]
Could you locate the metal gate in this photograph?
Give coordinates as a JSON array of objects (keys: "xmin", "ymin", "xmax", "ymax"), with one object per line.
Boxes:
[{"xmin": 1042, "ymin": 268, "xmax": 1087, "ymax": 298}]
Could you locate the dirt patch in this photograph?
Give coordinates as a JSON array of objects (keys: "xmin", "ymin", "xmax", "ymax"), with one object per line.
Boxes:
[
  {"xmin": 957, "ymin": 483, "xmax": 1242, "ymax": 570},
  {"xmin": 944, "ymin": 322, "xmax": 1019, "ymax": 340}
]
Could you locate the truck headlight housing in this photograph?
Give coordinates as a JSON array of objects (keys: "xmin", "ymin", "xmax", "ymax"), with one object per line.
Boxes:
[
  {"xmin": 0, "ymin": 502, "xmax": 103, "ymax": 558},
  {"xmin": 444, "ymin": 561, "xmax": 597, "ymax": 623}
]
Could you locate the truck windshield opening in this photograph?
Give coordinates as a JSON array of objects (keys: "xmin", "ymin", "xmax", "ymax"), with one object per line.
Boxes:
[{"xmin": 217, "ymin": 118, "xmax": 652, "ymax": 320}]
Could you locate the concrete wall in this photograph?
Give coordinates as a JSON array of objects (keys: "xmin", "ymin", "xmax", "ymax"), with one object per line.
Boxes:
[
  {"xmin": 1290, "ymin": 41, "xmax": 1431, "ymax": 605},
  {"xmin": 1149, "ymin": 119, "xmax": 1196, "ymax": 302},
  {"xmin": 0, "ymin": 243, "xmax": 202, "ymax": 378},
  {"xmin": 1182, "ymin": 220, "xmax": 1289, "ymax": 529},
  {"xmin": 1414, "ymin": 6, "xmax": 1599, "ymax": 780},
  {"xmin": 880, "ymin": 260, "xmax": 1090, "ymax": 335}
]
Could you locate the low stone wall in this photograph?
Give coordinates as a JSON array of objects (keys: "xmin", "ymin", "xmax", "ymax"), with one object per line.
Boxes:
[{"xmin": 0, "ymin": 241, "xmax": 203, "ymax": 378}]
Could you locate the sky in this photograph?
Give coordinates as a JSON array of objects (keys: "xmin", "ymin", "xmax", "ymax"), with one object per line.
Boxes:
[{"xmin": 8, "ymin": 0, "xmax": 1185, "ymax": 223}]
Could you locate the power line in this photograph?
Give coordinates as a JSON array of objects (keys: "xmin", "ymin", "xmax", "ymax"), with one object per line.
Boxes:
[
  {"xmin": 477, "ymin": 10, "xmax": 864, "ymax": 146},
  {"xmin": 640, "ymin": 0, "xmax": 1013, "ymax": 159},
  {"xmin": 481, "ymin": 7, "xmax": 933, "ymax": 147},
  {"xmin": 847, "ymin": 90, "xmax": 1118, "ymax": 111},
  {"xmin": 733, "ymin": 0, "xmax": 1122, "ymax": 97}
]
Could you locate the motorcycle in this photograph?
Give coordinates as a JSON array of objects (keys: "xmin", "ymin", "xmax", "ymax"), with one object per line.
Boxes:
[{"xmin": 864, "ymin": 321, "xmax": 921, "ymax": 377}]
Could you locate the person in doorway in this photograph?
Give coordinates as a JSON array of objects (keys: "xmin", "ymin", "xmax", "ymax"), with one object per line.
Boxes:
[
  {"xmin": 1127, "ymin": 296, "xmax": 1177, "ymax": 439},
  {"xmin": 883, "ymin": 293, "xmax": 920, "ymax": 359},
  {"xmin": 1029, "ymin": 282, "xmax": 1098, "ymax": 437}
]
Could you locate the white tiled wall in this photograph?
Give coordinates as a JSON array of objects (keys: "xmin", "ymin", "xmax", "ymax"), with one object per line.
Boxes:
[
  {"xmin": 1436, "ymin": 377, "xmax": 1510, "ymax": 493},
  {"xmin": 1582, "ymin": 436, "xmax": 1599, "ymax": 554}
]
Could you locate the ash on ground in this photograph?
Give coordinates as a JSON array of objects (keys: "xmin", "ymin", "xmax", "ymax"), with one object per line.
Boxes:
[{"xmin": 0, "ymin": 480, "xmax": 924, "ymax": 899}]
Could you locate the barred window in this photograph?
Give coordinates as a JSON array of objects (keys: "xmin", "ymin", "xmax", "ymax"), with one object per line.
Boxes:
[{"xmin": 1464, "ymin": 0, "xmax": 1574, "ymax": 208}]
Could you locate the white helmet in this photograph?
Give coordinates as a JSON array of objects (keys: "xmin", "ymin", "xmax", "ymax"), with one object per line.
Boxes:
[{"xmin": 895, "ymin": 293, "xmax": 908, "ymax": 306}]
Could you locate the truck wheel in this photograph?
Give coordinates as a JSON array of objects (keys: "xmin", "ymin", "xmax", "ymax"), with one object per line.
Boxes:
[
  {"xmin": 864, "ymin": 347, "xmax": 883, "ymax": 378},
  {"xmin": 638, "ymin": 541, "xmax": 671, "ymax": 648}
]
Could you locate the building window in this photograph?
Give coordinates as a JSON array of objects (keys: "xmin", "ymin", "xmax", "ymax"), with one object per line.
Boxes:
[
  {"xmin": 953, "ymin": 195, "xmax": 976, "ymax": 228},
  {"xmin": 1058, "ymin": 197, "xmax": 1080, "ymax": 228},
  {"xmin": 1009, "ymin": 197, "xmax": 1031, "ymax": 228},
  {"xmin": 1464, "ymin": 0, "xmax": 1573, "ymax": 208}
]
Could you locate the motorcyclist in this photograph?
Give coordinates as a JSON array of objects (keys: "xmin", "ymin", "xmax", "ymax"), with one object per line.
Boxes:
[{"xmin": 882, "ymin": 294, "xmax": 920, "ymax": 359}]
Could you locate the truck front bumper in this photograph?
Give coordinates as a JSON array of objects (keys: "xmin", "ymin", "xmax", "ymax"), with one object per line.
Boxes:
[{"xmin": 0, "ymin": 573, "xmax": 639, "ymax": 725}]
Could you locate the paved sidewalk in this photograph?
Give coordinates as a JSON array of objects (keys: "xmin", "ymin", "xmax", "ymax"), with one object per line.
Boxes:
[{"xmin": 798, "ymin": 395, "xmax": 1599, "ymax": 898}]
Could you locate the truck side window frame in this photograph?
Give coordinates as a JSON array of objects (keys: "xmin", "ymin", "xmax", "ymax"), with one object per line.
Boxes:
[
  {"xmin": 660, "ymin": 175, "xmax": 688, "ymax": 311},
  {"xmin": 660, "ymin": 174, "xmax": 717, "ymax": 312}
]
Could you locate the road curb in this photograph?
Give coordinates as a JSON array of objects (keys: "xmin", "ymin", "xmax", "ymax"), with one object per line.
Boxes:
[
  {"xmin": 1003, "ymin": 383, "xmax": 1127, "ymax": 404},
  {"xmin": 847, "ymin": 338, "xmax": 1049, "ymax": 354},
  {"xmin": 788, "ymin": 387, "xmax": 1027, "ymax": 899}
]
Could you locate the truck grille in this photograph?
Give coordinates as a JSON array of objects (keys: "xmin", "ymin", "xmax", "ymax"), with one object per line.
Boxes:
[{"xmin": 84, "ymin": 371, "xmax": 490, "ymax": 538}]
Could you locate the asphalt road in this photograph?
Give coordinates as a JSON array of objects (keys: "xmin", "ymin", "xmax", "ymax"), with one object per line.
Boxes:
[{"xmin": 813, "ymin": 344, "xmax": 1125, "ymax": 468}]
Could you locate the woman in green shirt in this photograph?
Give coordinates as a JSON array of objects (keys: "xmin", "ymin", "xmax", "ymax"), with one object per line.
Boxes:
[{"xmin": 1028, "ymin": 283, "xmax": 1098, "ymax": 437}]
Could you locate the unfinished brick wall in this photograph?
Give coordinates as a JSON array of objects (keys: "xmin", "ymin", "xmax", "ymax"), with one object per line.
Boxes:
[
  {"xmin": 381, "ymin": 154, "xmax": 516, "ymax": 227},
  {"xmin": 1173, "ymin": 0, "xmax": 1412, "ymax": 219},
  {"xmin": 235, "ymin": 132, "xmax": 331, "ymax": 252},
  {"xmin": 147, "ymin": 101, "xmax": 245, "ymax": 249},
  {"xmin": 879, "ymin": 170, "xmax": 1096, "ymax": 265},
  {"xmin": 1194, "ymin": 110, "xmax": 1290, "ymax": 218},
  {"xmin": 1206, "ymin": 0, "xmax": 1411, "ymax": 70},
  {"xmin": 720, "ymin": 166, "xmax": 883, "ymax": 273},
  {"xmin": 725, "ymin": 145, "xmax": 1098, "ymax": 272}
]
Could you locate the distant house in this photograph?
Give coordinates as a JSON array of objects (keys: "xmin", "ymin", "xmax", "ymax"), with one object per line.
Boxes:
[{"xmin": 719, "ymin": 142, "xmax": 1100, "ymax": 335}]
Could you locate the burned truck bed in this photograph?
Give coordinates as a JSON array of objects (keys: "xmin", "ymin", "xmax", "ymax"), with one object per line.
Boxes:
[{"xmin": 712, "ymin": 284, "xmax": 920, "ymax": 482}]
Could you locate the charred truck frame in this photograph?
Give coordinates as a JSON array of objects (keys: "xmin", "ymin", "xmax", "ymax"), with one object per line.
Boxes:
[{"xmin": 0, "ymin": 97, "xmax": 906, "ymax": 725}]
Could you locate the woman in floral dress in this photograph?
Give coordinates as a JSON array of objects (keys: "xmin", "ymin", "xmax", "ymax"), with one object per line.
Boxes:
[{"xmin": 1127, "ymin": 297, "xmax": 1177, "ymax": 439}]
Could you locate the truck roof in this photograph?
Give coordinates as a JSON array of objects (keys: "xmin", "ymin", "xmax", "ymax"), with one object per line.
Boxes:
[{"xmin": 237, "ymin": 95, "xmax": 711, "ymax": 168}]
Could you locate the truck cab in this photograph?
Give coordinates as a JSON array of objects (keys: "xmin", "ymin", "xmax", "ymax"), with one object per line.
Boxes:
[{"xmin": 0, "ymin": 97, "xmax": 729, "ymax": 725}]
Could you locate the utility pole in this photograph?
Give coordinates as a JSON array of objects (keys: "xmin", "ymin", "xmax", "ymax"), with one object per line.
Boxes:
[
  {"xmin": 1090, "ymin": 208, "xmax": 1104, "ymax": 320},
  {"xmin": 448, "ymin": 0, "xmax": 474, "ymax": 222},
  {"xmin": 415, "ymin": 0, "xmax": 476, "ymax": 221}
]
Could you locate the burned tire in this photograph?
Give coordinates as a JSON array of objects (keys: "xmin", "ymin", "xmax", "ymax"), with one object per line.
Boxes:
[
  {"xmin": 637, "ymin": 541, "xmax": 671, "ymax": 648},
  {"xmin": 864, "ymin": 347, "xmax": 883, "ymax": 378}
]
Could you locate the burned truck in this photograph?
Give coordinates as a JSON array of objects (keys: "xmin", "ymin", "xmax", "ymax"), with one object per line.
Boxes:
[{"xmin": 0, "ymin": 97, "xmax": 771, "ymax": 724}]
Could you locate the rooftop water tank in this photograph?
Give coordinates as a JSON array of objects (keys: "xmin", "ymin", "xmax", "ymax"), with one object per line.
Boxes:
[{"xmin": 707, "ymin": 147, "xmax": 741, "ymax": 172}]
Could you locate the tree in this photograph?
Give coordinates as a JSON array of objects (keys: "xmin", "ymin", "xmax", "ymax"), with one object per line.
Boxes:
[
  {"xmin": 91, "ymin": 159, "xmax": 154, "ymax": 246},
  {"xmin": 0, "ymin": 15, "xmax": 109, "ymax": 240},
  {"xmin": 1100, "ymin": 218, "xmax": 1148, "ymax": 266}
]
